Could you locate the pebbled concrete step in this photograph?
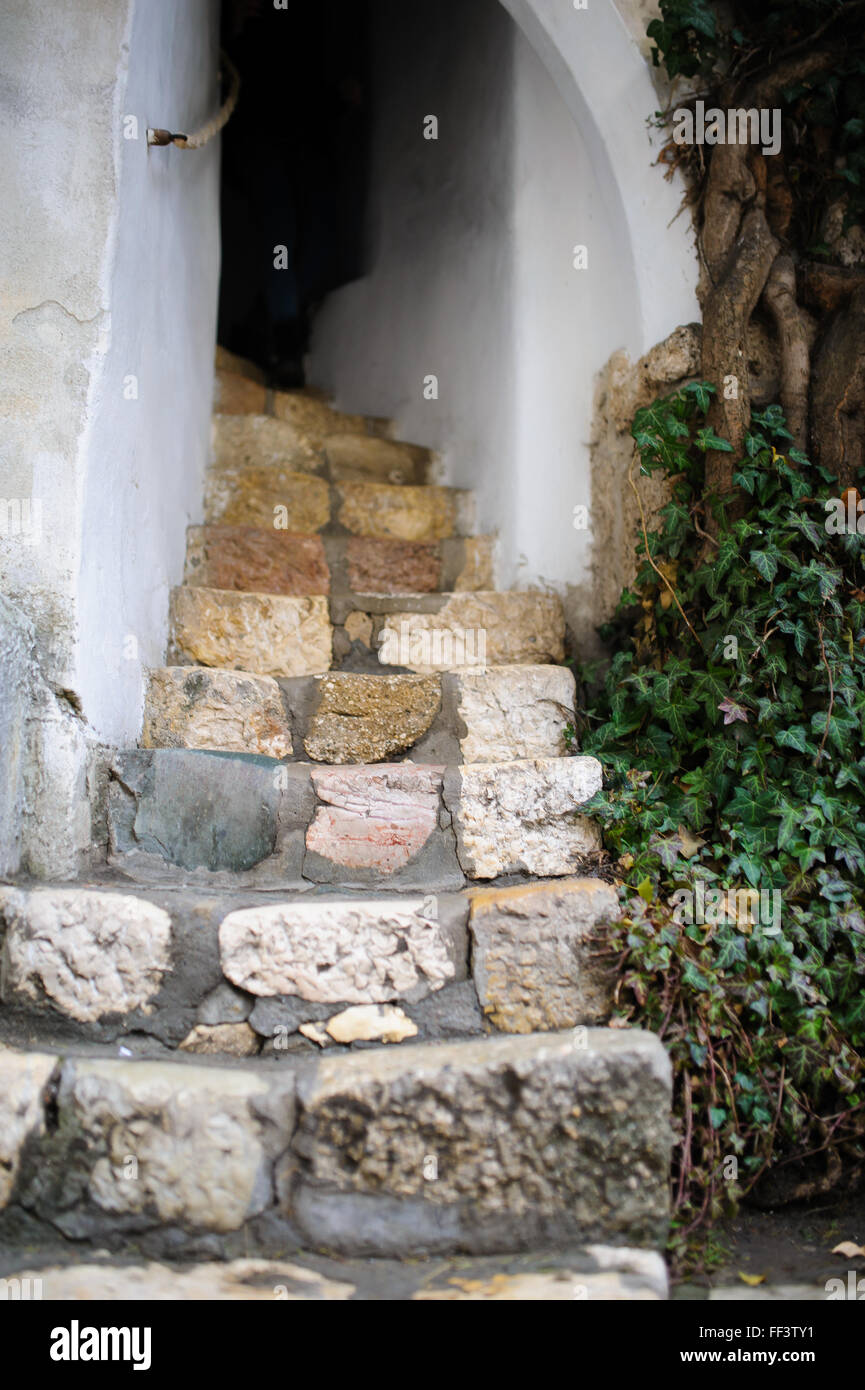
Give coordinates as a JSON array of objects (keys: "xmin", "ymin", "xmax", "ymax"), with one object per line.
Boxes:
[
  {"xmin": 204, "ymin": 471, "xmax": 474, "ymax": 542},
  {"xmin": 0, "ymin": 877, "xmax": 618, "ymax": 1052},
  {"xmin": 0, "ymin": 1244, "xmax": 668, "ymax": 1300},
  {"xmin": 183, "ymin": 527, "xmax": 495, "ymax": 598},
  {"xmin": 104, "ymin": 748, "xmax": 602, "ymax": 888},
  {"xmin": 0, "ymin": 1027, "xmax": 671, "ymax": 1258},
  {"xmin": 142, "ymin": 664, "xmax": 577, "ymax": 765}
]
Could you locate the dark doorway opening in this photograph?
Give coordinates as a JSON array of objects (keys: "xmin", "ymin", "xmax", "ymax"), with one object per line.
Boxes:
[{"xmin": 217, "ymin": 0, "xmax": 371, "ymax": 386}]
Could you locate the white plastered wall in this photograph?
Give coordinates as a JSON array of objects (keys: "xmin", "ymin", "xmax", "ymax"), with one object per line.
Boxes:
[
  {"xmin": 307, "ymin": 0, "xmax": 698, "ymax": 634},
  {"xmin": 0, "ymin": 0, "xmax": 220, "ymax": 875}
]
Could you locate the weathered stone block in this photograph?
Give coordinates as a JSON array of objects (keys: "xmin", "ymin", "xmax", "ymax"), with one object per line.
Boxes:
[
  {"xmin": 0, "ymin": 1258, "xmax": 355, "ymax": 1301},
  {"xmin": 325, "ymin": 434, "xmax": 430, "ymax": 485},
  {"xmin": 108, "ymin": 749, "xmax": 312, "ymax": 879},
  {"xmin": 304, "ymin": 673, "xmax": 440, "ymax": 763},
  {"xmin": 212, "ymin": 412, "xmax": 323, "ymax": 475},
  {"xmin": 468, "ymin": 878, "xmax": 620, "ymax": 1032},
  {"xmin": 445, "ymin": 757, "xmax": 603, "ymax": 878},
  {"xmin": 345, "ymin": 536, "xmax": 441, "ymax": 594},
  {"xmin": 214, "ymin": 345, "xmax": 267, "ymax": 383},
  {"xmin": 336, "ymin": 482, "xmax": 468, "ymax": 542},
  {"xmin": 450, "ymin": 664, "xmax": 576, "ymax": 762},
  {"xmin": 142, "ymin": 667, "xmax": 293, "ymax": 758},
  {"xmin": 185, "ymin": 526, "xmax": 330, "ymax": 595},
  {"xmin": 0, "ymin": 1050, "xmax": 56, "ymax": 1209},
  {"xmin": 219, "ymin": 896, "xmax": 465, "ymax": 1004},
  {"xmin": 169, "ymin": 587, "xmax": 331, "ymax": 678},
  {"xmin": 305, "ymin": 764, "xmax": 444, "ymax": 873},
  {"xmin": 0, "ymin": 887, "xmax": 172, "ymax": 1023},
  {"xmin": 289, "ymin": 1029, "xmax": 672, "ymax": 1254},
  {"xmin": 179, "ymin": 1023, "xmax": 260, "ymax": 1056},
  {"xmin": 213, "ymin": 369, "xmax": 267, "ymax": 415},
  {"xmin": 451, "ymin": 536, "xmax": 495, "ymax": 591},
  {"xmin": 53, "ymin": 1059, "xmax": 275, "ymax": 1234},
  {"xmin": 271, "ymin": 389, "xmax": 369, "ymax": 441},
  {"xmin": 205, "ymin": 466, "xmax": 329, "ymax": 531},
  {"xmin": 378, "ymin": 592, "xmax": 564, "ymax": 671}
]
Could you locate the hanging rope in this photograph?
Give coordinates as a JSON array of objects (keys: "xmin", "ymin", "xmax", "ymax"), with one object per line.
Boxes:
[{"xmin": 147, "ymin": 50, "xmax": 240, "ymax": 149}]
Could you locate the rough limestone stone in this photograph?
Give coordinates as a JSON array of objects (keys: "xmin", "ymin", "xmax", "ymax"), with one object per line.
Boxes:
[
  {"xmin": 215, "ymin": 345, "xmax": 267, "ymax": 383},
  {"xmin": 205, "ymin": 466, "xmax": 330, "ymax": 531},
  {"xmin": 379, "ymin": 591, "xmax": 565, "ymax": 671},
  {"xmin": 468, "ymin": 878, "xmax": 620, "ymax": 1032},
  {"xmin": 185, "ymin": 526, "xmax": 330, "ymax": 596},
  {"xmin": 453, "ymin": 536, "xmax": 495, "ymax": 591},
  {"xmin": 213, "ymin": 369, "xmax": 267, "ymax": 415},
  {"xmin": 343, "ymin": 611, "xmax": 373, "ymax": 646},
  {"xmin": 324, "ymin": 434, "xmax": 429, "ymax": 485},
  {"xmin": 271, "ymin": 389, "xmax": 369, "ymax": 441},
  {"xmin": 179, "ymin": 1023, "xmax": 260, "ymax": 1056},
  {"xmin": 290, "ymin": 1029, "xmax": 672, "ymax": 1254},
  {"xmin": 324, "ymin": 1004, "xmax": 418, "ymax": 1044},
  {"xmin": 304, "ymin": 673, "xmax": 440, "ymax": 763},
  {"xmin": 0, "ymin": 888, "xmax": 172, "ymax": 1023},
  {"xmin": 0, "ymin": 1050, "xmax": 56, "ymax": 1208},
  {"xmin": 446, "ymin": 757, "xmax": 603, "ymax": 878},
  {"xmin": 306, "ymin": 765, "xmax": 443, "ymax": 872},
  {"xmin": 142, "ymin": 667, "xmax": 293, "ymax": 758},
  {"xmin": 219, "ymin": 897, "xmax": 462, "ymax": 1004},
  {"xmin": 336, "ymin": 482, "xmax": 466, "ymax": 542},
  {"xmin": 169, "ymin": 587, "xmax": 331, "ymax": 678},
  {"xmin": 346, "ymin": 536, "xmax": 441, "ymax": 594},
  {"xmin": 57, "ymin": 1059, "xmax": 274, "ymax": 1234},
  {"xmin": 452, "ymin": 665, "xmax": 576, "ymax": 762},
  {"xmin": 213, "ymin": 412, "xmax": 324, "ymax": 475},
  {"xmin": 0, "ymin": 1259, "xmax": 354, "ymax": 1301}
]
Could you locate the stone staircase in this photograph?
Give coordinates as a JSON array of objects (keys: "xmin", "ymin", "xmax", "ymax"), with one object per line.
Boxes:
[{"xmin": 0, "ymin": 349, "xmax": 672, "ymax": 1299}]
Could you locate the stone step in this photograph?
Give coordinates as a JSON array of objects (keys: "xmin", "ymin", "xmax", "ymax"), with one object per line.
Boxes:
[
  {"xmin": 142, "ymin": 664, "xmax": 577, "ymax": 765},
  {"xmin": 214, "ymin": 344, "xmax": 268, "ymax": 384},
  {"xmin": 212, "ymin": 417, "xmax": 429, "ymax": 484},
  {"xmin": 0, "ymin": 877, "xmax": 618, "ymax": 1051},
  {"xmin": 338, "ymin": 589, "xmax": 565, "ymax": 670},
  {"xmin": 0, "ymin": 1245, "xmax": 669, "ymax": 1299},
  {"xmin": 183, "ymin": 527, "xmax": 495, "ymax": 597},
  {"xmin": 167, "ymin": 588, "xmax": 332, "ymax": 678},
  {"xmin": 204, "ymin": 471, "xmax": 474, "ymax": 541},
  {"xmin": 213, "ymin": 368, "xmax": 268, "ymax": 416},
  {"xmin": 168, "ymin": 587, "xmax": 561, "ymax": 676},
  {"xmin": 0, "ymin": 1026, "xmax": 671, "ymax": 1257},
  {"xmin": 105, "ymin": 748, "xmax": 602, "ymax": 888},
  {"xmin": 271, "ymin": 386, "xmax": 391, "ymax": 442}
]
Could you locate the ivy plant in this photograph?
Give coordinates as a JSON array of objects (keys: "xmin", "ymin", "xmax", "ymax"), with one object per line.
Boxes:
[{"xmin": 577, "ymin": 383, "xmax": 865, "ymax": 1267}]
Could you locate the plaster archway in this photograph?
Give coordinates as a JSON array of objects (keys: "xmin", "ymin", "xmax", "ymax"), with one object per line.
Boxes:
[{"xmin": 500, "ymin": 0, "xmax": 698, "ymax": 353}]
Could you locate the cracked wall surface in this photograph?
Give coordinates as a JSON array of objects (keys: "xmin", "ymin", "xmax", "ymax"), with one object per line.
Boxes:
[{"xmin": 0, "ymin": 0, "xmax": 220, "ymax": 877}]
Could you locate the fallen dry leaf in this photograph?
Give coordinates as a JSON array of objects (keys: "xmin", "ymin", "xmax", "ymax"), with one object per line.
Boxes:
[{"xmin": 738, "ymin": 1272, "xmax": 767, "ymax": 1286}]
